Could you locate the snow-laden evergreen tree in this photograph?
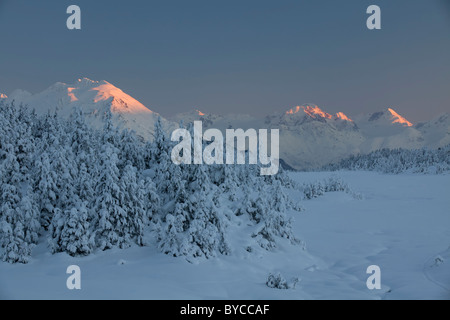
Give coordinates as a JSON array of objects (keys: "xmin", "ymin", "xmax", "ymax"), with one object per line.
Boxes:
[
  {"xmin": 251, "ymin": 191, "xmax": 297, "ymax": 250},
  {"xmin": 101, "ymin": 110, "xmax": 121, "ymax": 148},
  {"xmin": 119, "ymin": 129, "xmax": 146, "ymax": 171},
  {"xmin": 222, "ymin": 165, "xmax": 239, "ymax": 201},
  {"xmin": 151, "ymin": 117, "xmax": 181, "ymax": 199},
  {"xmin": 75, "ymin": 161, "xmax": 95, "ymax": 210},
  {"xmin": 1, "ymin": 208, "xmax": 34, "ymax": 264},
  {"xmin": 0, "ymin": 145, "xmax": 39, "ymax": 263},
  {"xmin": 0, "ymin": 153, "xmax": 23, "ymax": 259},
  {"xmin": 157, "ymin": 184, "xmax": 191, "ymax": 257},
  {"xmin": 19, "ymin": 190, "xmax": 40, "ymax": 246},
  {"xmin": 187, "ymin": 190, "xmax": 230, "ymax": 258},
  {"xmin": 33, "ymin": 152, "xmax": 58, "ymax": 229},
  {"xmin": 49, "ymin": 199, "xmax": 93, "ymax": 256},
  {"xmin": 186, "ymin": 165, "xmax": 229, "ymax": 258},
  {"xmin": 69, "ymin": 108, "xmax": 93, "ymax": 161},
  {"xmin": 151, "ymin": 116, "xmax": 170, "ymax": 166},
  {"xmin": 157, "ymin": 164, "xmax": 230, "ymax": 259},
  {"xmin": 94, "ymin": 144, "xmax": 129, "ymax": 250},
  {"xmin": 143, "ymin": 176, "xmax": 160, "ymax": 225},
  {"xmin": 119, "ymin": 164, "xmax": 147, "ymax": 246},
  {"xmin": 268, "ymin": 180, "xmax": 289, "ymax": 212},
  {"xmin": 50, "ymin": 145, "xmax": 77, "ymax": 213}
]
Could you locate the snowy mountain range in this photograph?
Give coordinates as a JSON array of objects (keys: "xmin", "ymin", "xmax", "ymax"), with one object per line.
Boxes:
[
  {"xmin": 172, "ymin": 105, "xmax": 449, "ymax": 169},
  {"xmin": 1, "ymin": 78, "xmax": 449, "ymax": 169}
]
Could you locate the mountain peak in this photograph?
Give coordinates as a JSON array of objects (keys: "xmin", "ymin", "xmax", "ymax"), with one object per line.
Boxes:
[
  {"xmin": 335, "ymin": 112, "xmax": 353, "ymax": 122},
  {"xmin": 387, "ymin": 108, "xmax": 413, "ymax": 127},
  {"xmin": 3, "ymin": 78, "xmax": 167, "ymax": 140},
  {"xmin": 76, "ymin": 77, "xmax": 100, "ymax": 86},
  {"xmin": 285, "ymin": 104, "xmax": 354, "ymax": 122},
  {"xmin": 63, "ymin": 78, "xmax": 154, "ymax": 115},
  {"xmin": 286, "ymin": 104, "xmax": 332, "ymax": 119},
  {"xmin": 365, "ymin": 108, "xmax": 413, "ymax": 127}
]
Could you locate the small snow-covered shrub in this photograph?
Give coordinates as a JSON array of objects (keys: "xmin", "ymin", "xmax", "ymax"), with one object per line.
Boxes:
[
  {"xmin": 301, "ymin": 176, "xmax": 362, "ymax": 200},
  {"xmin": 266, "ymin": 273, "xmax": 299, "ymax": 290}
]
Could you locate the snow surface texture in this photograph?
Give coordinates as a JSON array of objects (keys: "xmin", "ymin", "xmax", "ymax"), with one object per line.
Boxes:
[
  {"xmin": 0, "ymin": 172, "xmax": 449, "ymax": 300},
  {"xmin": 3, "ymin": 79, "xmax": 449, "ymax": 169}
]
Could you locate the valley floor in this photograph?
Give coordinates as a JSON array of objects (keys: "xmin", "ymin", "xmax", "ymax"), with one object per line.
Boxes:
[{"xmin": 1, "ymin": 171, "xmax": 449, "ymax": 300}]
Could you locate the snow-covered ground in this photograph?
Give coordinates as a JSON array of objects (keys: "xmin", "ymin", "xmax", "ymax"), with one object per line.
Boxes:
[{"xmin": 0, "ymin": 171, "xmax": 449, "ymax": 300}]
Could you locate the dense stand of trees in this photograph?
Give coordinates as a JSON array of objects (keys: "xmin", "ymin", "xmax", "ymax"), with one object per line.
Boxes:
[
  {"xmin": 323, "ymin": 146, "xmax": 450, "ymax": 174},
  {"xmin": 0, "ymin": 102, "xmax": 300, "ymax": 263}
]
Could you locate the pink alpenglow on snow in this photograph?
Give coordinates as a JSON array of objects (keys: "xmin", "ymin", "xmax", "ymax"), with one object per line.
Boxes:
[
  {"xmin": 335, "ymin": 112, "xmax": 353, "ymax": 122},
  {"xmin": 90, "ymin": 80, "xmax": 154, "ymax": 115},
  {"xmin": 286, "ymin": 104, "xmax": 333, "ymax": 119},
  {"xmin": 67, "ymin": 88, "xmax": 78, "ymax": 102},
  {"xmin": 387, "ymin": 108, "xmax": 413, "ymax": 127}
]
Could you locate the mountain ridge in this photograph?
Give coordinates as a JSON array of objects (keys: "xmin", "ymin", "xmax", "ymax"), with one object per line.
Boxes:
[{"xmin": 2, "ymin": 78, "xmax": 448, "ymax": 169}]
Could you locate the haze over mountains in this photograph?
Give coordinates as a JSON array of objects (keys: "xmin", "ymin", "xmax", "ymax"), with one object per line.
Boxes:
[{"xmin": 1, "ymin": 78, "xmax": 449, "ymax": 169}]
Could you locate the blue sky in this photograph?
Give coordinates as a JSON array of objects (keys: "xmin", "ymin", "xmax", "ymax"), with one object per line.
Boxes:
[{"xmin": 0, "ymin": 0, "xmax": 449, "ymax": 121}]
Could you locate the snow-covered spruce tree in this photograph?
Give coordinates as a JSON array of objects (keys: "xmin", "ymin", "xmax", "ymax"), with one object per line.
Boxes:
[
  {"xmin": 94, "ymin": 144, "xmax": 130, "ymax": 250},
  {"xmin": 0, "ymin": 107, "xmax": 40, "ymax": 263},
  {"xmin": 157, "ymin": 183, "xmax": 192, "ymax": 257},
  {"xmin": 75, "ymin": 161, "xmax": 95, "ymax": 210},
  {"xmin": 268, "ymin": 180, "xmax": 289, "ymax": 212},
  {"xmin": 101, "ymin": 110, "xmax": 121, "ymax": 148},
  {"xmin": 1, "ymin": 208, "xmax": 34, "ymax": 264},
  {"xmin": 188, "ymin": 165, "xmax": 230, "ymax": 257},
  {"xmin": 157, "ymin": 163, "xmax": 230, "ymax": 259},
  {"xmin": 265, "ymin": 177, "xmax": 302, "ymax": 212},
  {"xmin": 222, "ymin": 165, "xmax": 239, "ymax": 201},
  {"xmin": 49, "ymin": 199, "xmax": 93, "ymax": 256},
  {"xmin": 40, "ymin": 111, "xmax": 63, "ymax": 151},
  {"xmin": 118, "ymin": 129, "xmax": 146, "ymax": 171},
  {"xmin": 247, "ymin": 189, "xmax": 298, "ymax": 250},
  {"xmin": 143, "ymin": 176, "xmax": 160, "ymax": 225},
  {"xmin": 15, "ymin": 111, "xmax": 36, "ymax": 177},
  {"xmin": 150, "ymin": 116, "xmax": 170, "ymax": 166},
  {"xmin": 0, "ymin": 102, "xmax": 14, "ymax": 161},
  {"xmin": 69, "ymin": 108, "xmax": 94, "ymax": 162},
  {"xmin": 49, "ymin": 145, "xmax": 78, "ymax": 213},
  {"xmin": 19, "ymin": 190, "xmax": 40, "ymax": 246},
  {"xmin": 119, "ymin": 164, "xmax": 147, "ymax": 246},
  {"xmin": 255, "ymin": 211, "xmax": 296, "ymax": 250},
  {"xmin": 0, "ymin": 153, "xmax": 40, "ymax": 263},
  {"xmin": 151, "ymin": 116, "xmax": 182, "ymax": 200},
  {"xmin": 0, "ymin": 154, "xmax": 23, "ymax": 260},
  {"xmin": 33, "ymin": 151, "xmax": 58, "ymax": 230}
]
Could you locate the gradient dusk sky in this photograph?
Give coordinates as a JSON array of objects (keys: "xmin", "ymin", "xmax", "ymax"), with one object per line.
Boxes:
[{"xmin": 0, "ymin": 0, "xmax": 449, "ymax": 122}]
